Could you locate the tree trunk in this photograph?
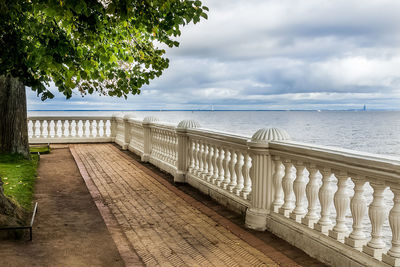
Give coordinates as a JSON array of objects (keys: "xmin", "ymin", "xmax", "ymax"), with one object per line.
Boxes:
[{"xmin": 0, "ymin": 75, "xmax": 30, "ymax": 158}]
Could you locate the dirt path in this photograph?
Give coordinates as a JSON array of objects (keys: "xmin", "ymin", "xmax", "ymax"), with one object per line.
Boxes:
[{"xmin": 0, "ymin": 147, "xmax": 124, "ymax": 267}]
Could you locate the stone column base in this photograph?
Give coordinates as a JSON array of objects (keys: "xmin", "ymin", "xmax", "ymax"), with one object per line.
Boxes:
[
  {"xmin": 245, "ymin": 208, "xmax": 268, "ymax": 231},
  {"xmin": 174, "ymin": 171, "xmax": 186, "ymax": 183},
  {"xmin": 141, "ymin": 154, "xmax": 150, "ymax": 162}
]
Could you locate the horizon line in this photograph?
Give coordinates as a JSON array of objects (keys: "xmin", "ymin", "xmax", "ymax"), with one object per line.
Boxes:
[{"xmin": 28, "ymin": 108, "xmax": 399, "ymax": 112}]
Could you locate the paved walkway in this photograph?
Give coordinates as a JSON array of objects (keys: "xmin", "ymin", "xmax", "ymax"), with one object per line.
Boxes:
[
  {"xmin": 0, "ymin": 147, "xmax": 124, "ymax": 267},
  {"xmin": 71, "ymin": 144, "xmax": 304, "ymax": 266}
]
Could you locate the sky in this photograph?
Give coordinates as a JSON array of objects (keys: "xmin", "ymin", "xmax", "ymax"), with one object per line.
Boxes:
[{"xmin": 27, "ymin": 0, "xmax": 400, "ymax": 111}]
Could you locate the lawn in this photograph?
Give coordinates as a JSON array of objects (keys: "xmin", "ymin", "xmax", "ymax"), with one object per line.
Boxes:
[{"xmin": 0, "ymin": 154, "xmax": 39, "ymax": 211}]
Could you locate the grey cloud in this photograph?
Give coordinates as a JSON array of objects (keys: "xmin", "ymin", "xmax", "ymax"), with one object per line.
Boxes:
[{"xmin": 27, "ymin": 0, "xmax": 400, "ymax": 111}]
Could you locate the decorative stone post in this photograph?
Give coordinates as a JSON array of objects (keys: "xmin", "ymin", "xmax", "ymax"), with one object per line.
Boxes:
[
  {"xmin": 141, "ymin": 116, "xmax": 159, "ymax": 162},
  {"xmin": 121, "ymin": 114, "xmax": 134, "ymax": 150},
  {"xmin": 245, "ymin": 128, "xmax": 290, "ymax": 231},
  {"xmin": 111, "ymin": 113, "xmax": 122, "ymax": 142},
  {"xmin": 174, "ymin": 120, "xmax": 200, "ymax": 183}
]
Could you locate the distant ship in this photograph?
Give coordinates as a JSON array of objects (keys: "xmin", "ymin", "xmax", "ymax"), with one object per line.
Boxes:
[{"xmin": 363, "ymin": 104, "xmax": 366, "ymax": 111}]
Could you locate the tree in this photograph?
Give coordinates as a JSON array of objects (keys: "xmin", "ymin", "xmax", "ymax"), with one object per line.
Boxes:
[{"xmin": 0, "ymin": 0, "xmax": 208, "ymax": 157}]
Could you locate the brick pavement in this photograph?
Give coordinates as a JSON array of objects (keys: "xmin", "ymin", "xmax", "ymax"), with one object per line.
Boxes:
[{"xmin": 71, "ymin": 144, "xmax": 295, "ymax": 267}]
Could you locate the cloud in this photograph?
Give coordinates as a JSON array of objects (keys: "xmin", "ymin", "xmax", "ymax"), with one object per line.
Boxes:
[{"xmin": 27, "ymin": 0, "xmax": 400, "ymax": 110}]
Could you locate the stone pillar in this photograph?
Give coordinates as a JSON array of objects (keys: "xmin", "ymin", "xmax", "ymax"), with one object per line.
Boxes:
[
  {"xmin": 245, "ymin": 128, "xmax": 290, "ymax": 231},
  {"xmin": 141, "ymin": 116, "xmax": 159, "ymax": 162},
  {"xmin": 111, "ymin": 113, "xmax": 122, "ymax": 142},
  {"xmin": 122, "ymin": 114, "xmax": 134, "ymax": 150},
  {"xmin": 174, "ymin": 120, "xmax": 201, "ymax": 183}
]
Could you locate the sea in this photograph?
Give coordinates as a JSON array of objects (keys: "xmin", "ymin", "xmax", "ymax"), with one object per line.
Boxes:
[{"xmin": 28, "ymin": 110, "xmax": 400, "ymax": 157}]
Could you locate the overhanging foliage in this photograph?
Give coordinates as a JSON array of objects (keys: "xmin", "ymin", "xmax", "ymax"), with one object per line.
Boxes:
[{"xmin": 0, "ymin": 0, "xmax": 208, "ymax": 99}]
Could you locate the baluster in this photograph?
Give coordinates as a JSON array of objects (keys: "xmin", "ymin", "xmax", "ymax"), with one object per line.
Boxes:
[
  {"xmin": 206, "ymin": 145, "xmax": 214, "ymax": 182},
  {"xmin": 162, "ymin": 133, "xmax": 168, "ymax": 161},
  {"xmin": 61, "ymin": 120, "xmax": 66, "ymax": 138},
  {"xmin": 99, "ymin": 120, "xmax": 107, "ymax": 138},
  {"xmin": 191, "ymin": 139, "xmax": 197, "ymax": 174},
  {"xmin": 241, "ymin": 153, "xmax": 252, "ymax": 200},
  {"xmin": 107, "ymin": 120, "xmax": 111, "ymax": 137},
  {"xmin": 329, "ymin": 171, "xmax": 350, "ymax": 241},
  {"xmin": 188, "ymin": 140, "xmax": 195, "ymax": 173},
  {"xmin": 39, "ymin": 121, "xmax": 44, "ymax": 138},
  {"xmin": 279, "ymin": 159, "xmax": 294, "ymax": 217},
  {"xmin": 197, "ymin": 141, "xmax": 204, "ymax": 176},
  {"xmin": 172, "ymin": 135, "xmax": 177, "ymax": 165},
  {"xmin": 96, "ymin": 120, "xmax": 101, "ymax": 138},
  {"xmin": 152, "ymin": 130, "xmax": 157, "ymax": 157},
  {"xmin": 161, "ymin": 132, "xmax": 165, "ymax": 160},
  {"xmin": 222, "ymin": 148, "xmax": 231, "ymax": 190},
  {"xmin": 383, "ymin": 186, "xmax": 400, "ymax": 266},
  {"xmin": 54, "ymin": 120, "xmax": 60, "ymax": 137},
  {"xmin": 302, "ymin": 164, "xmax": 320, "ymax": 227},
  {"xmin": 315, "ymin": 168, "xmax": 333, "ymax": 234},
  {"xmin": 89, "ymin": 120, "xmax": 94, "ymax": 138},
  {"xmin": 46, "ymin": 120, "xmax": 51, "ymax": 138},
  {"xmin": 161, "ymin": 132, "xmax": 166, "ymax": 160},
  {"xmin": 194, "ymin": 140, "xmax": 200, "ymax": 174},
  {"xmin": 36, "ymin": 120, "xmax": 41, "ymax": 138},
  {"xmin": 32, "ymin": 120, "xmax": 37, "ymax": 138},
  {"xmin": 163, "ymin": 132, "xmax": 167, "ymax": 161},
  {"xmin": 272, "ymin": 156, "xmax": 285, "ymax": 213},
  {"xmin": 174, "ymin": 135, "xmax": 178, "ymax": 164},
  {"xmin": 228, "ymin": 150, "xmax": 237, "ymax": 193},
  {"xmin": 76, "ymin": 120, "xmax": 82, "ymax": 138},
  {"xmin": 216, "ymin": 147, "xmax": 225, "ymax": 187},
  {"xmin": 363, "ymin": 182, "xmax": 387, "ymax": 259},
  {"xmin": 74, "ymin": 120, "xmax": 79, "ymax": 138},
  {"xmin": 201, "ymin": 143, "xmax": 209, "ymax": 179},
  {"xmin": 166, "ymin": 133, "xmax": 171, "ymax": 162},
  {"xmin": 165, "ymin": 133, "xmax": 169, "ymax": 161},
  {"xmin": 170, "ymin": 134, "xmax": 174, "ymax": 164},
  {"xmin": 234, "ymin": 151, "xmax": 244, "ymax": 196},
  {"xmin": 153, "ymin": 130, "xmax": 158, "ymax": 158},
  {"xmin": 290, "ymin": 161, "xmax": 307, "ymax": 222},
  {"xmin": 83, "ymin": 120, "xmax": 88, "ymax": 138},
  {"xmin": 164, "ymin": 133, "xmax": 169, "ymax": 161},
  {"xmin": 150, "ymin": 130, "xmax": 156, "ymax": 157},
  {"xmin": 345, "ymin": 177, "xmax": 367, "ymax": 250},
  {"xmin": 190, "ymin": 140, "xmax": 196, "ymax": 173},
  {"xmin": 67, "ymin": 120, "xmax": 72, "ymax": 138},
  {"xmin": 211, "ymin": 145, "xmax": 219, "ymax": 184}
]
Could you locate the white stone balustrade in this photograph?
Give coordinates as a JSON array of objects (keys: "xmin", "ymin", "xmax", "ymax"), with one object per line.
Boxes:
[
  {"xmin": 27, "ymin": 114, "xmax": 400, "ymax": 267},
  {"xmin": 28, "ymin": 116, "xmax": 113, "ymax": 143},
  {"xmin": 268, "ymin": 141, "xmax": 400, "ymax": 266}
]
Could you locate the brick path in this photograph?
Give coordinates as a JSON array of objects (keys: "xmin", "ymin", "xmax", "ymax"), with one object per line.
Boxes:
[{"xmin": 70, "ymin": 144, "xmax": 290, "ymax": 266}]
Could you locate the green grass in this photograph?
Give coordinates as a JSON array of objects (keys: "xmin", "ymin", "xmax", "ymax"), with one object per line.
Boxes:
[
  {"xmin": 30, "ymin": 145, "xmax": 51, "ymax": 154},
  {"xmin": 0, "ymin": 154, "xmax": 39, "ymax": 211}
]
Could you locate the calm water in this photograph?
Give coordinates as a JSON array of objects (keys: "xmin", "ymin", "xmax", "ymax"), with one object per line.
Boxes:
[{"xmin": 29, "ymin": 110, "xmax": 400, "ymax": 157}]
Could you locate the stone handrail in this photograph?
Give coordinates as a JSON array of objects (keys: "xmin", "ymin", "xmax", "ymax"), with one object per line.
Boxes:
[{"xmin": 27, "ymin": 114, "xmax": 400, "ymax": 266}]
